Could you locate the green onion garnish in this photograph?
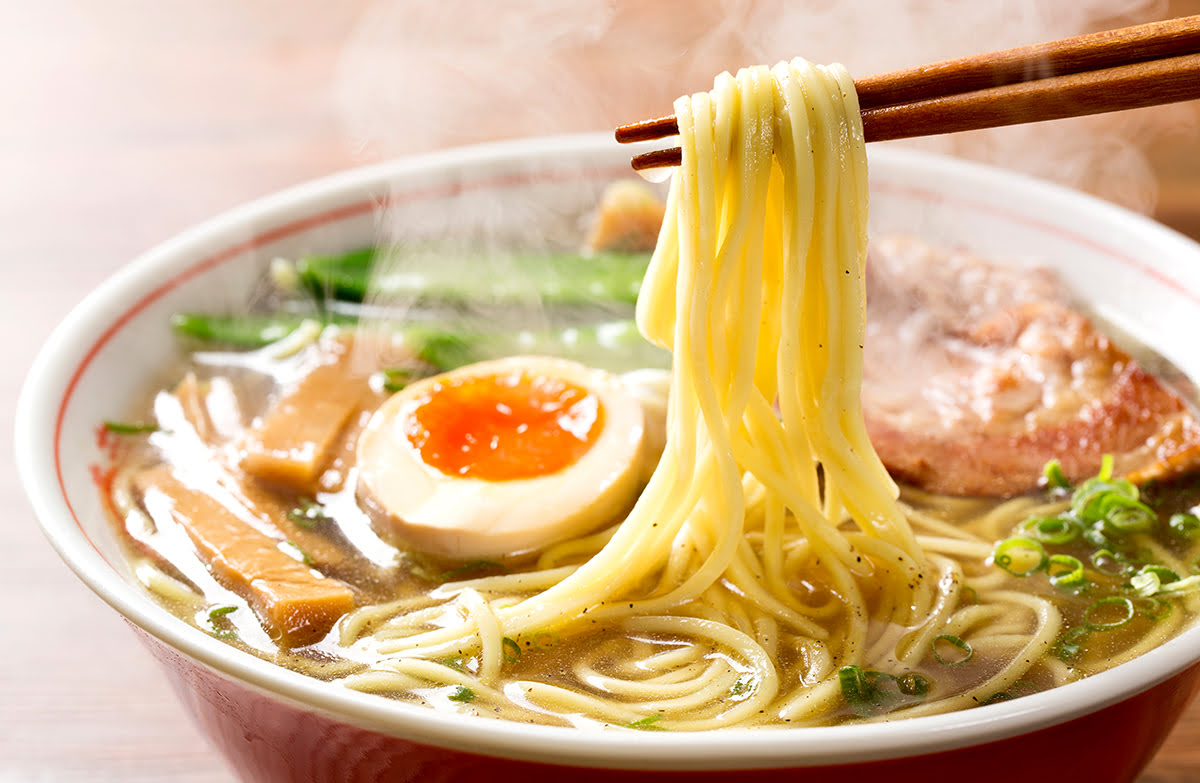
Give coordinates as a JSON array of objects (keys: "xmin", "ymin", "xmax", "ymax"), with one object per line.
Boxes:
[
  {"xmin": 896, "ymin": 672, "xmax": 930, "ymax": 698},
  {"xmin": 501, "ymin": 637, "xmax": 521, "ymax": 663},
  {"xmin": 1169, "ymin": 512, "xmax": 1200, "ymax": 540},
  {"xmin": 626, "ymin": 714, "xmax": 666, "ymax": 730},
  {"xmin": 1021, "ymin": 515, "xmax": 1081, "ymax": 546},
  {"xmin": 1083, "ymin": 596, "xmax": 1135, "ymax": 630},
  {"xmin": 532, "ymin": 631, "xmax": 560, "ymax": 651},
  {"xmin": 379, "ymin": 367, "xmax": 415, "ymax": 393},
  {"xmin": 448, "ymin": 685, "xmax": 476, "ymax": 703},
  {"xmin": 837, "ymin": 665, "xmax": 930, "ymax": 717},
  {"xmin": 992, "ymin": 537, "xmax": 1047, "ymax": 577},
  {"xmin": 1042, "ymin": 459, "xmax": 1071, "ymax": 491},
  {"xmin": 103, "ymin": 420, "xmax": 160, "ymax": 435},
  {"xmin": 932, "ymin": 634, "xmax": 974, "ymax": 665},
  {"xmin": 1137, "ymin": 597, "xmax": 1173, "ymax": 621},
  {"xmin": 207, "ymin": 605, "xmax": 238, "ymax": 620},
  {"xmin": 1090, "ymin": 548, "xmax": 1132, "ymax": 577},
  {"xmin": 282, "ymin": 541, "xmax": 314, "ymax": 567},
  {"xmin": 1054, "ymin": 626, "xmax": 1090, "ymax": 662},
  {"xmin": 441, "ymin": 656, "xmax": 465, "ymax": 672},
  {"xmin": 1046, "ymin": 554, "xmax": 1086, "ymax": 590},
  {"xmin": 287, "ymin": 498, "xmax": 331, "ymax": 529}
]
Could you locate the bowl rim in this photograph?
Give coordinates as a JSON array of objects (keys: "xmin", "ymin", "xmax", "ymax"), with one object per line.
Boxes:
[{"xmin": 16, "ymin": 132, "xmax": 1200, "ymax": 770}]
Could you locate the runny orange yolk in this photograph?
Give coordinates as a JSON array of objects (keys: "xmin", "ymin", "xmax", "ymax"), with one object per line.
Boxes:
[{"xmin": 405, "ymin": 370, "xmax": 604, "ymax": 481}]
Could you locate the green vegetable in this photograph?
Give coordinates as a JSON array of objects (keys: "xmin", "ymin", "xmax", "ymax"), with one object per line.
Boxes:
[
  {"xmin": 1083, "ymin": 596, "xmax": 1135, "ymax": 630},
  {"xmin": 1169, "ymin": 512, "xmax": 1200, "ymax": 540},
  {"xmin": 287, "ymin": 498, "xmax": 332, "ymax": 529},
  {"xmin": 1046, "ymin": 554, "xmax": 1086, "ymax": 590},
  {"xmin": 932, "ymin": 634, "xmax": 974, "ymax": 666},
  {"xmin": 1042, "ymin": 460, "xmax": 1071, "ymax": 491},
  {"xmin": 448, "ymin": 685, "xmax": 476, "ymax": 703},
  {"xmin": 837, "ymin": 665, "xmax": 930, "ymax": 717},
  {"xmin": 207, "ymin": 605, "xmax": 238, "ymax": 620},
  {"xmin": 501, "ymin": 637, "xmax": 521, "ymax": 663},
  {"xmin": 1054, "ymin": 626, "xmax": 1090, "ymax": 662},
  {"xmin": 172, "ymin": 313, "xmax": 667, "ymax": 373},
  {"xmin": 1020, "ymin": 516, "xmax": 1081, "ymax": 546},
  {"xmin": 992, "ymin": 537, "xmax": 1047, "ymax": 577},
  {"xmin": 291, "ymin": 246, "xmax": 652, "ymax": 306},
  {"xmin": 170, "ymin": 312, "xmax": 339, "ymax": 347},
  {"xmin": 103, "ymin": 420, "xmax": 160, "ymax": 435},
  {"xmin": 625, "ymin": 714, "xmax": 666, "ymax": 730}
]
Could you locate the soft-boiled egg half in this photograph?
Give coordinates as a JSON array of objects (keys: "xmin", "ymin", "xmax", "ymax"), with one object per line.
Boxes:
[{"xmin": 356, "ymin": 356, "xmax": 648, "ymax": 560}]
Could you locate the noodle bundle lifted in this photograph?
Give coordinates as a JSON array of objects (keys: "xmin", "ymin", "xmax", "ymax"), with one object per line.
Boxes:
[{"xmin": 103, "ymin": 58, "xmax": 1200, "ymax": 731}]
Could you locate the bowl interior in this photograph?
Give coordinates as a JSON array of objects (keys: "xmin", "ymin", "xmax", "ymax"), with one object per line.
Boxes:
[{"xmin": 18, "ymin": 133, "xmax": 1200, "ymax": 769}]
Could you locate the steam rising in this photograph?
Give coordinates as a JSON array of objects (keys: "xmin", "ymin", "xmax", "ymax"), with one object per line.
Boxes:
[{"xmin": 337, "ymin": 0, "xmax": 1192, "ymax": 212}]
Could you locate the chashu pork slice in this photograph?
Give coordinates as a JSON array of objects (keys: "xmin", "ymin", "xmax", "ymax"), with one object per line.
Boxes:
[{"xmin": 862, "ymin": 236, "xmax": 1200, "ymax": 497}]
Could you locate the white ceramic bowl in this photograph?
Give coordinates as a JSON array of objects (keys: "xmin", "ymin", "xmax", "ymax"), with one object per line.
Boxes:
[{"xmin": 16, "ymin": 134, "xmax": 1200, "ymax": 783}]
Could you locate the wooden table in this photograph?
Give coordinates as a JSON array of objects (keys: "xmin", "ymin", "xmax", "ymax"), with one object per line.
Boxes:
[{"xmin": 4, "ymin": 2, "xmax": 1198, "ymax": 780}]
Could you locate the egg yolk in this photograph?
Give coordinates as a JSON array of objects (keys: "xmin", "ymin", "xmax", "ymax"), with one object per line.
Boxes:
[{"xmin": 405, "ymin": 371, "xmax": 604, "ymax": 481}]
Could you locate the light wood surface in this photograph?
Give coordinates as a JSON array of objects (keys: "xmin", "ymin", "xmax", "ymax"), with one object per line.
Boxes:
[{"xmin": 4, "ymin": 2, "xmax": 1199, "ymax": 781}]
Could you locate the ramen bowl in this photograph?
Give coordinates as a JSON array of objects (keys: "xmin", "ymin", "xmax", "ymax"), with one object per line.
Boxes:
[{"xmin": 16, "ymin": 134, "xmax": 1200, "ymax": 783}]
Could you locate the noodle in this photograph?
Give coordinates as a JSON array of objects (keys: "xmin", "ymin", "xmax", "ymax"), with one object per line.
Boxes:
[{"xmin": 110, "ymin": 56, "xmax": 1200, "ymax": 731}]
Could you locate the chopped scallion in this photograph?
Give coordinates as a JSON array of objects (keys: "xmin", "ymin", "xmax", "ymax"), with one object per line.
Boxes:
[
  {"xmin": 1021, "ymin": 516, "xmax": 1081, "ymax": 546},
  {"xmin": 626, "ymin": 714, "xmax": 666, "ymax": 730},
  {"xmin": 1054, "ymin": 626, "xmax": 1090, "ymax": 662},
  {"xmin": 1169, "ymin": 512, "xmax": 1200, "ymax": 540},
  {"xmin": 103, "ymin": 420, "xmax": 159, "ymax": 435},
  {"xmin": 1083, "ymin": 596, "xmax": 1135, "ymax": 631},
  {"xmin": 1042, "ymin": 459, "xmax": 1071, "ymax": 491},
  {"xmin": 992, "ymin": 537, "xmax": 1046, "ymax": 577},
  {"xmin": 932, "ymin": 634, "xmax": 973, "ymax": 666},
  {"xmin": 501, "ymin": 637, "xmax": 521, "ymax": 663},
  {"xmin": 1046, "ymin": 554, "xmax": 1086, "ymax": 590},
  {"xmin": 448, "ymin": 685, "xmax": 476, "ymax": 703}
]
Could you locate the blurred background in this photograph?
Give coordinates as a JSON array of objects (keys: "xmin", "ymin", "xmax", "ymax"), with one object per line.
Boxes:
[{"xmin": 4, "ymin": 1, "xmax": 1199, "ymax": 780}]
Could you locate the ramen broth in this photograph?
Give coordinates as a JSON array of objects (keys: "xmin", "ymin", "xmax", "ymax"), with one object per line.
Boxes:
[{"xmin": 100, "ymin": 239, "xmax": 1200, "ymax": 729}]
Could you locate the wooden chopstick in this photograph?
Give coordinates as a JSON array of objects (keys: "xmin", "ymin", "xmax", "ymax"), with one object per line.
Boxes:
[{"xmin": 616, "ymin": 15, "xmax": 1200, "ymax": 171}]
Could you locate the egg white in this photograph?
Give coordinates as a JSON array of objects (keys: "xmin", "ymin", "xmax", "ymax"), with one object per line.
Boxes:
[{"xmin": 356, "ymin": 356, "xmax": 646, "ymax": 560}]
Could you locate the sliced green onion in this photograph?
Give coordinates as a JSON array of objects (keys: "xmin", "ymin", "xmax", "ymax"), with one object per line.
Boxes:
[
  {"xmin": 1098, "ymin": 454, "xmax": 1115, "ymax": 481},
  {"xmin": 1083, "ymin": 596, "xmax": 1135, "ymax": 631},
  {"xmin": 626, "ymin": 714, "xmax": 666, "ymax": 730},
  {"xmin": 207, "ymin": 605, "xmax": 238, "ymax": 620},
  {"xmin": 896, "ymin": 673, "xmax": 930, "ymax": 698},
  {"xmin": 1169, "ymin": 512, "xmax": 1200, "ymax": 540},
  {"xmin": 532, "ymin": 631, "xmax": 560, "ymax": 651},
  {"xmin": 1157, "ymin": 574, "xmax": 1200, "ymax": 596},
  {"xmin": 448, "ymin": 685, "xmax": 476, "ymax": 703},
  {"xmin": 1020, "ymin": 516, "xmax": 1081, "ymax": 545},
  {"xmin": 729, "ymin": 675, "xmax": 756, "ymax": 701},
  {"xmin": 501, "ymin": 637, "xmax": 521, "ymax": 663},
  {"xmin": 379, "ymin": 367, "xmax": 415, "ymax": 393},
  {"xmin": 992, "ymin": 537, "xmax": 1047, "ymax": 577},
  {"xmin": 1054, "ymin": 626, "xmax": 1090, "ymax": 662},
  {"xmin": 932, "ymin": 634, "xmax": 974, "ymax": 666},
  {"xmin": 961, "ymin": 585, "xmax": 978, "ymax": 605},
  {"xmin": 1139, "ymin": 565, "xmax": 1181, "ymax": 585},
  {"xmin": 103, "ymin": 420, "xmax": 160, "ymax": 435},
  {"xmin": 287, "ymin": 498, "xmax": 331, "ymax": 529},
  {"xmin": 1130, "ymin": 570, "xmax": 1161, "ymax": 598},
  {"xmin": 441, "ymin": 656, "xmax": 465, "ymax": 672},
  {"xmin": 838, "ymin": 665, "xmax": 874, "ymax": 717},
  {"xmin": 1137, "ymin": 597, "xmax": 1173, "ymax": 621},
  {"xmin": 1103, "ymin": 503, "xmax": 1156, "ymax": 535},
  {"xmin": 1047, "ymin": 554, "xmax": 1086, "ymax": 590},
  {"xmin": 1042, "ymin": 459, "xmax": 1071, "ymax": 491},
  {"xmin": 281, "ymin": 541, "xmax": 314, "ymax": 567},
  {"xmin": 1091, "ymin": 549, "xmax": 1132, "ymax": 577}
]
